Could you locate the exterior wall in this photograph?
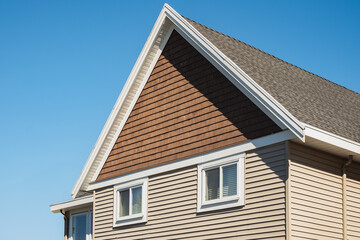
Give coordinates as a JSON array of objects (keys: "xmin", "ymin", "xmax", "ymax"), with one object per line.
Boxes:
[
  {"xmin": 94, "ymin": 143, "xmax": 287, "ymax": 239},
  {"xmin": 97, "ymin": 30, "xmax": 281, "ymax": 181},
  {"xmin": 288, "ymin": 142, "xmax": 360, "ymax": 240},
  {"xmin": 347, "ymin": 161, "xmax": 360, "ymax": 239}
]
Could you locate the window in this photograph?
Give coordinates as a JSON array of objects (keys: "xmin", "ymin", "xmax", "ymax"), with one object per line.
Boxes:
[
  {"xmin": 69, "ymin": 210, "xmax": 92, "ymax": 240},
  {"xmin": 197, "ymin": 154, "xmax": 245, "ymax": 212},
  {"xmin": 113, "ymin": 178, "xmax": 148, "ymax": 227}
]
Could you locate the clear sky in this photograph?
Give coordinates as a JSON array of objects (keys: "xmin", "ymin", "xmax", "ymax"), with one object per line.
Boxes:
[{"xmin": 0, "ymin": 0, "xmax": 359, "ymax": 239}]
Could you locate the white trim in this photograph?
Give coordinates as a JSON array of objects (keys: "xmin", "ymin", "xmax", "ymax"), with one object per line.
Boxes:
[
  {"xmin": 113, "ymin": 178, "xmax": 148, "ymax": 227},
  {"xmin": 304, "ymin": 124, "xmax": 360, "ymax": 155},
  {"xmin": 87, "ymin": 130, "xmax": 295, "ymax": 191},
  {"xmin": 197, "ymin": 153, "xmax": 245, "ymax": 213},
  {"xmin": 72, "ymin": 3, "xmax": 306, "ymax": 198},
  {"xmin": 50, "ymin": 196, "xmax": 93, "ymax": 213}
]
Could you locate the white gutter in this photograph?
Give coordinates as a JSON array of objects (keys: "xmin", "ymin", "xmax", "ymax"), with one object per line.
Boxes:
[{"xmin": 304, "ymin": 124, "xmax": 360, "ymax": 155}]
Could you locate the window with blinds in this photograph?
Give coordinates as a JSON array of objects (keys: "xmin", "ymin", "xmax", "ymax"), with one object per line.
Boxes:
[
  {"xmin": 118, "ymin": 186, "xmax": 142, "ymax": 217},
  {"xmin": 113, "ymin": 178, "xmax": 148, "ymax": 227},
  {"xmin": 204, "ymin": 163, "xmax": 238, "ymax": 201},
  {"xmin": 198, "ymin": 153, "xmax": 245, "ymax": 212}
]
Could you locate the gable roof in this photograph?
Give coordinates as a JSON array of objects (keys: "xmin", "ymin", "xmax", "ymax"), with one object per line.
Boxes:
[
  {"xmin": 186, "ymin": 18, "xmax": 360, "ymax": 143},
  {"xmin": 96, "ymin": 29, "xmax": 282, "ymax": 182},
  {"xmin": 71, "ymin": 4, "xmax": 360, "ymax": 198}
]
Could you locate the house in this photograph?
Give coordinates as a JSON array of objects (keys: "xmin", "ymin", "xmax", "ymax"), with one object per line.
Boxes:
[{"xmin": 50, "ymin": 4, "xmax": 360, "ymax": 240}]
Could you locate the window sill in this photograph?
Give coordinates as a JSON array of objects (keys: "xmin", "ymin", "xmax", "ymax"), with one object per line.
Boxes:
[
  {"xmin": 202, "ymin": 195, "xmax": 239, "ymax": 206},
  {"xmin": 197, "ymin": 198, "xmax": 244, "ymax": 213},
  {"xmin": 113, "ymin": 214, "xmax": 147, "ymax": 227}
]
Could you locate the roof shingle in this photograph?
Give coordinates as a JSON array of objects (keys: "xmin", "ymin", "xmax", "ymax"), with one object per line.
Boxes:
[{"xmin": 185, "ymin": 17, "xmax": 360, "ymax": 143}]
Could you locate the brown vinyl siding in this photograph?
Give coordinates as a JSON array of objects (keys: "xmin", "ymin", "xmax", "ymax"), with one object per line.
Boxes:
[
  {"xmin": 289, "ymin": 142, "xmax": 344, "ymax": 240},
  {"xmin": 347, "ymin": 161, "xmax": 360, "ymax": 239},
  {"xmin": 93, "ymin": 143, "xmax": 287, "ymax": 239},
  {"xmin": 97, "ymin": 30, "xmax": 281, "ymax": 181}
]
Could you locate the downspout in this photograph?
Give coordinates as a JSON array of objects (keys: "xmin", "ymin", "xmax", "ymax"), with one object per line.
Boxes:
[
  {"xmin": 60, "ymin": 210, "xmax": 69, "ymax": 240},
  {"xmin": 342, "ymin": 155, "xmax": 353, "ymax": 240}
]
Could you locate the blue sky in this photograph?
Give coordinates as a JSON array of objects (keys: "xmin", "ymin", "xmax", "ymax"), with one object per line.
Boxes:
[{"xmin": 0, "ymin": 0, "xmax": 359, "ymax": 239}]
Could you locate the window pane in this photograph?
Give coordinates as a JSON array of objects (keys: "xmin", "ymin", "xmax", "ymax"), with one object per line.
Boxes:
[
  {"xmin": 119, "ymin": 190, "xmax": 129, "ymax": 217},
  {"xmin": 72, "ymin": 214, "xmax": 87, "ymax": 240},
  {"xmin": 132, "ymin": 187, "xmax": 142, "ymax": 214},
  {"xmin": 205, "ymin": 168, "xmax": 219, "ymax": 200},
  {"xmin": 223, "ymin": 164, "xmax": 237, "ymax": 197}
]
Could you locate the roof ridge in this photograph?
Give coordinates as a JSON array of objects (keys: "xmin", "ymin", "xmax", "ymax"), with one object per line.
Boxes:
[{"xmin": 183, "ymin": 16, "xmax": 360, "ymax": 96}]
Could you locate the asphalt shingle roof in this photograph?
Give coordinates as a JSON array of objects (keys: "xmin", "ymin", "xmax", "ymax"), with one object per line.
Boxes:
[{"xmin": 185, "ymin": 18, "xmax": 360, "ymax": 143}]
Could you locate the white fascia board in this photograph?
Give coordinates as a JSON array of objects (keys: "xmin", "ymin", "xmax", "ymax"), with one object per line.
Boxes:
[
  {"xmin": 50, "ymin": 196, "xmax": 93, "ymax": 213},
  {"xmin": 71, "ymin": 7, "xmax": 172, "ymax": 198},
  {"xmin": 304, "ymin": 123, "xmax": 360, "ymax": 155},
  {"xmin": 163, "ymin": 4, "xmax": 305, "ymax": 140},
  {"xmin": 87, "ymin": 130, "xmax": 295, "ymax": 191}
]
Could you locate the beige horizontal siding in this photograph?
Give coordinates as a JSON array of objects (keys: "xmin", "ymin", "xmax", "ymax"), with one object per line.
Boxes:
[
  {"xmin": 347, "ymin": 161, "xmax": 360, "ymax": 239},
  {"xmin": 289, "ymin": 142, "xmax": 344, "ymax": 240},
  {"xmin": 93, "ymin": 143, "xmax": 287, "ymax": 239}
]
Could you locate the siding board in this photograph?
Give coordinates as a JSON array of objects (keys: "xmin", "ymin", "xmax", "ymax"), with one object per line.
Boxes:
[
  {"xmin": 94, "ymin": 143, "xmax": 287, "ymax": 239},
  {"xmin": 347, "ymin": 161, "xmax": 360, "ymax": 239},
  {"xmin": 289, "ymin": 142, "xmax": 345, "ymax": 239},
  {"xmin": 97, "ymin": 30, "xmax": 280, "ymax": 181}
]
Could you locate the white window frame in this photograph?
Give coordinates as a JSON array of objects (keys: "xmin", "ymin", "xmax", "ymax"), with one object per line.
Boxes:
[
  {"xmin": 69, "ymin": 210, "xmax": 93, "ymax": 240},
  {"xmin": 197, "ymin": 153, "xmax": 245, "ymax": 212},
  {"xmin": 113, "ymin": 177, "xmax": 148, "ymax": 227}
]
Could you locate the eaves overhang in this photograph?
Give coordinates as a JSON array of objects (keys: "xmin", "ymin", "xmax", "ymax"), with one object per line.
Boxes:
[
  {"xmin": 50, "ymin": 195, "xmax": 93, "ymax": 214},
  {"xmin": 298, "ymin": 124, "xmax": 360, "ymax": 162}
]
